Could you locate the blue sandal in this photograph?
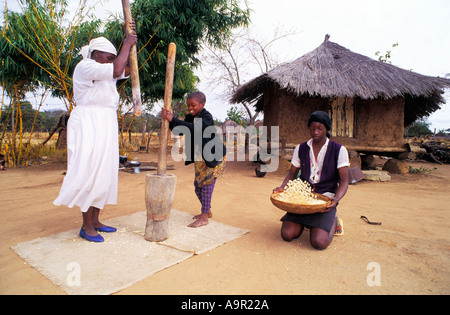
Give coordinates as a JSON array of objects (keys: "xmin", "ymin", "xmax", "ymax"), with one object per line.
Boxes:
[
  {"xmin": 95, "ymin": 226, "xmax": 117, "ymax": 233},
  {"xmin": 80, "ymin": 228, "xmax": 104, "ymax": 242}
]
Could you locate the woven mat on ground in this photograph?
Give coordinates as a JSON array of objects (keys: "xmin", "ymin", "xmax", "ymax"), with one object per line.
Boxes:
[{"xmin": 11, "ymin": 209, "xmax": 249, "ymax": 295}]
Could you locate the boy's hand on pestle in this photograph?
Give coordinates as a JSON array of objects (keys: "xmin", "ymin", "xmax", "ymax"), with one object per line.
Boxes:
[{"xmin": 161, "ymin": 108, "xmax": 173, "ymax": 122}]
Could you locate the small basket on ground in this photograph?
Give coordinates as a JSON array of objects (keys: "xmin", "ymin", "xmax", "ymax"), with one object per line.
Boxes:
[{"xmin": 270, "ymin": 192, "xmax": 331, "ymax": 214}]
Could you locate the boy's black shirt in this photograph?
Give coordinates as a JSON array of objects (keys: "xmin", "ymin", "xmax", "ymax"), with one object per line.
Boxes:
[{"xmin": 169, "ymin": 108, "xmax": 226, "ymax": 168}]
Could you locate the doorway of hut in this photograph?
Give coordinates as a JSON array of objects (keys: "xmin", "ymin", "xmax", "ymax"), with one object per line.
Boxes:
[{"xmin": 328, "ymin": 97, "xmax": 355, "ymax": 138}]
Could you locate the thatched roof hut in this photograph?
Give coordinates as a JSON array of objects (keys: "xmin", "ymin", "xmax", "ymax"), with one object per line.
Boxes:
[
  {"xmin": 220, "ymin": 119, "xmax": 239, "ymax": 134},
  {"xmin": 231, "ymin": 35, "xmax": 450, "ymax": 154}
]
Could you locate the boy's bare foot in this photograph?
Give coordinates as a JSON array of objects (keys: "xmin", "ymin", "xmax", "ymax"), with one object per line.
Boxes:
[
  {"xmin": 188, "ymin": 213, "xmax": 209, "ymax": 228},
  {"xmin": 193, "ymin": 212, "xmax": 212, "ymax": 220}
]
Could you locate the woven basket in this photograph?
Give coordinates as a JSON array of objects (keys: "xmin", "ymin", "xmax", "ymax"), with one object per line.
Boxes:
[{"xmin": 270, "ymin": 192, "xmax": 331, "ymax": 214}]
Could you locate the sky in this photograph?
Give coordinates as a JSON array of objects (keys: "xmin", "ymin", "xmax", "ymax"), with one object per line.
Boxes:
[{"xmin": 2, "ymin": 0, "xmax": 450, "ymax": 130}]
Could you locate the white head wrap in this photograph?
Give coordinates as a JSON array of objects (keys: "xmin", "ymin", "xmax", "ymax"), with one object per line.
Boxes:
[{"xmin": 80, "ymin": 37, "xmax": 117, "ymax": 59}]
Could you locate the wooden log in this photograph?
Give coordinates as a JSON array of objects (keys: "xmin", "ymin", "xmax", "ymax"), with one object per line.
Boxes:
[
  {"xmin": 407, "ymin": 143, "xmax": 426, "ymax": 154},
  {"xmin": 144, "ymin": 174, "xmax": 177, "ymax": 242},
  {"xmin": 157, "ymin": 43, "xmax": 177, "ymax": 176},
  {"xmin": 397, "ymin": 151, "xmax": 417, "ymax": 160},
  {"xmin": 382, "ymin": 158, "xmax": 410, "ymax": 174},
  {"xmin": 145, "ymin": 44, "xmax": 177, "ymax": 241},
  {"xmin": 122, "ymin": 0, "xmax": 142, "ymax": 116}
]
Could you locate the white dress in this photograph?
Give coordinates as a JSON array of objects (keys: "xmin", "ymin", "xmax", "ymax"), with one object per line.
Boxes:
[{"xmin": 54, "ymin": 59, "xmax": 125, "ymax": 212}]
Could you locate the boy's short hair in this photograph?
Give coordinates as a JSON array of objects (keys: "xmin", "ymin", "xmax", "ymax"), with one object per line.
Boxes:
[{"xmin": 187, "ymin": 91, "xmax": 206, "ymax": 104}]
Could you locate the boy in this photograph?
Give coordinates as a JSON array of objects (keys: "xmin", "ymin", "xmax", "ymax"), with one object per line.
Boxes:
[{"xmin": 161, "ymin": 92, "xmax": 226, "ymax": 227}]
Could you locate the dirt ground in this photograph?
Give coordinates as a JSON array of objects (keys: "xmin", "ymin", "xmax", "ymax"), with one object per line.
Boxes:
[{"xmin": 1, "ymin": 151, "xmax": 449, "ymax": 295}]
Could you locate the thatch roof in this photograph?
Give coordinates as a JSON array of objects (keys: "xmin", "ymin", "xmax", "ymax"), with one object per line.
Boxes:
[{"xmin": 230, "ymin": 35, "xmax": 450, "ymax": 126}]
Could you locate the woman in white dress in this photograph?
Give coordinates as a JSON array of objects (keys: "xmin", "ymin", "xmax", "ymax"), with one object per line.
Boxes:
[{"xmin": 54, "ymin": 22, "xmax": 137, "ymax": 242}]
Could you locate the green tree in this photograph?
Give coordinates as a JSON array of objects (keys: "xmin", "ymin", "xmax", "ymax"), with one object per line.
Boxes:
[
  {"xmin": 226, "ymin": 105, "xmax": 247, "ymax": 126},
  {"xmin": 1, "ymin": 0, "xmax": 251, "ymax": 165},
  {"xmin": 2, "ymin": 0, "xmax": 102, "ymax": 110},
  {"xmin": 103, "ymin": 0, "xmax": 251, "ymax": 112},
  {"xmin": 405, "ymin": 119, "xmax": 433, "ymax": 138},
  {"xmin": 1, "ymin": 0, "xmax": 101, "ymax": 165}
]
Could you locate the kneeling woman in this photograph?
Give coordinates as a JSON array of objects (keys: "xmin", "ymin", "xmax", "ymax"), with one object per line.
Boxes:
[{"xmin": 274, "ymin": 111, "xmax": 349, "ymax": 250}]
